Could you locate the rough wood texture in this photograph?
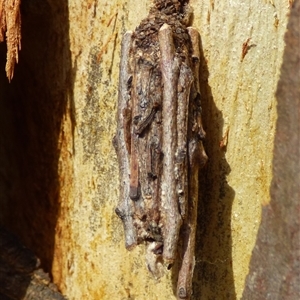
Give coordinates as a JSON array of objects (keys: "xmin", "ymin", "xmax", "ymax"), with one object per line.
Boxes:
[
  {"xmin": 0, "ymin": 0, "xmax": 293, "ymax": 299},
  {"xmin": 242, "ymin": 0, "xmax": 300, "ymax": 298},
  {"xmin": 0, "ymin": 0, "xmax": 21, "ymax": 81}
]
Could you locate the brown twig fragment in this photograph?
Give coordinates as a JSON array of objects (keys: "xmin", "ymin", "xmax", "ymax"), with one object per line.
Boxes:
[
  {"xmin": 159, "ymin": 23, "xmax": 182, "ymax": 264},
  {"xmin": 129, "ymin": 56, "xmax": 143, "ymax": 201},
  {"xmin": 176, "ymin": 63, "xmax": 193, "ymax": 219},
  {"xmin": 241, "ymin": 37, "xmax": 251, "ymax": 62},
  {"xmin": 114, "ymin": 31, "xmax": 137, "ymax": 250},
  {"xmin": 188, "ymin": 27, "xmax": 206, "ymax": 141},
  {"xmin": 177, "ymin": 27, "xmax": 208, "ymax": 299}
]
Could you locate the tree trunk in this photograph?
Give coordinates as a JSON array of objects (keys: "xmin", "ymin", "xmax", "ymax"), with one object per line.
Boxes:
[{"xmin": 0, "ymin": 0, "xmax": 295, "ymax": 299}]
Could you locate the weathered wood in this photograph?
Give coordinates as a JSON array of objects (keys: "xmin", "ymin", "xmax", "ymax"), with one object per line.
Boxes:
[{"xmin": 242, "ymin": 1, "xmax": 300, "ymax": 298}]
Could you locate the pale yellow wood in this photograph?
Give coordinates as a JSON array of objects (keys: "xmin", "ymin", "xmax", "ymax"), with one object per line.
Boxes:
[{"xmin": 51, "ymin": 0, "xmax": 290, "ymax": 299}]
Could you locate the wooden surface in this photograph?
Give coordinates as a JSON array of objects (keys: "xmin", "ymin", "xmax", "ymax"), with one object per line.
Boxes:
[
  {"xmin": 0, "ymin": 0, "xmax": 293, "ymax": 299},
  {"xmin": 242, "ymin": 0, "xmax": 300, "ymax": 298}
]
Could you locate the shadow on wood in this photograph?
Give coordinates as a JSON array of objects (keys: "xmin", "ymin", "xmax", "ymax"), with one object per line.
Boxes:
[{"xmin": 0, "ymin": 0, "xmax": 72, "ymax": 286}]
